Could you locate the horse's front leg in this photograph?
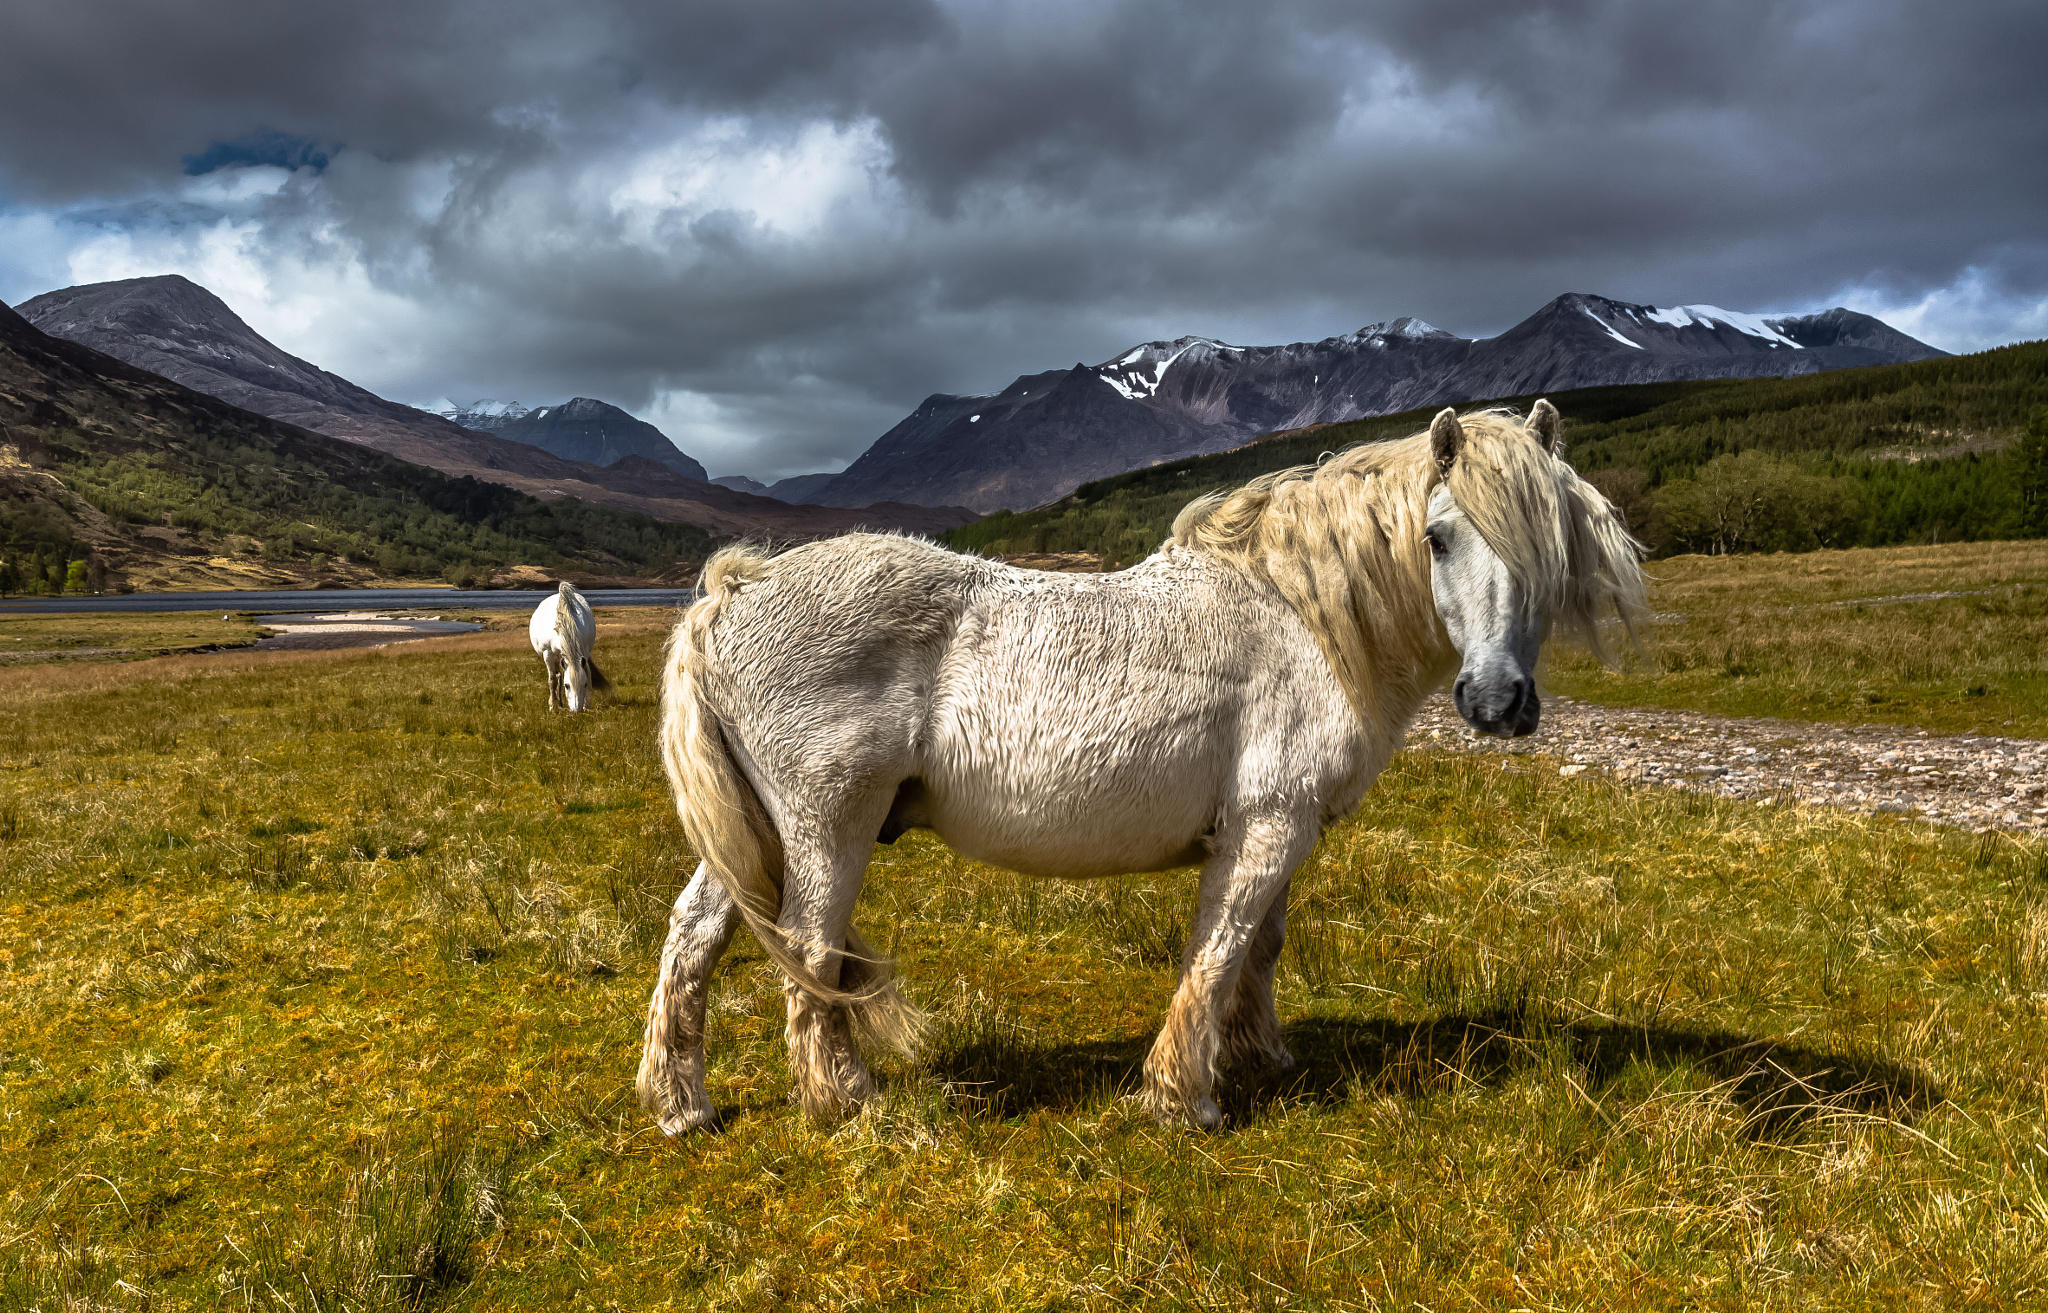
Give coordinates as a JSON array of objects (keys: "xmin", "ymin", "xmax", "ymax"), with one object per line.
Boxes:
[
  {"xmin": 1220, "ymin": 880, "xmax": 1295, "ymax": 1074},
  {"xmin": 637, "ymin": 863, "xmax": 742, "ymax": 1134},
  {"xmin": 1143, "ymin": 814, "xmax": 1314, "ymax": 1129}
]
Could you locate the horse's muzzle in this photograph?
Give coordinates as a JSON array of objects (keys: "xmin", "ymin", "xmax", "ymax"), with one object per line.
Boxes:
[{"xmin": 1452, "ymin": 674, "xmax": 1541, "ymax": 739}]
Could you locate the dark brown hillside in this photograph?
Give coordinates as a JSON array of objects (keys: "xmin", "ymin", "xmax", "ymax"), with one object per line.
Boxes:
[{"xmin": 0, "ymin": 298, "xmax": 713, "ymax": 592}]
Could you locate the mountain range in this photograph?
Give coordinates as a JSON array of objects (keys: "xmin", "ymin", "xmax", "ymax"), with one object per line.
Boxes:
[
  {"xmin": 14, "ymin": 274, "xmax": 1949, "ymax": 550},
  {"xmin": 436, "ymin": 397, "xmax": 709, "ymax": 481},
  {"xmin": 789, "ymin": 294, "xmax": 1945, "ymax": 512},
  {"xmin": 17, "ymin": 276, "xmax": 971, "ymax": 539}
]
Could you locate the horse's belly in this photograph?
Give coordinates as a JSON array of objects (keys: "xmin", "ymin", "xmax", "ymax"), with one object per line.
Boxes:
[
  {"xmin": 918, "ymin": 733, "xmax": 1224, "ymax": 878},
  {"xmin": 925, "ymin": 790, "xmax": 1214, "ymax": 877}
]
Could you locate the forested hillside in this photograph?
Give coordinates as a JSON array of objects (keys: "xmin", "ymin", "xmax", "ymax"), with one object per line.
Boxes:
[
  {"xmin": 0, "ymin": 301, "xmax": 710, "ymax": 594},
  {"xmin": 946, "ymin": 341, "xmax": 2048, "ymax": 565}
]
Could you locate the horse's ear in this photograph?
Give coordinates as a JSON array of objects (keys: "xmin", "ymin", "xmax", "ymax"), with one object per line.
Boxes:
[
  {"xmin": 1430, "ymin": 407, "xmax": 1464, "ymax": 476},
  {"xmin": 1528, "ymin": 398, "xmax": 1564, "ymax": 454}
]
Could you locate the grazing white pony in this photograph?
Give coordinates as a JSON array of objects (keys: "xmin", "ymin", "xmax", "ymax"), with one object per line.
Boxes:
[
  {"xmin": 638, "ymin": 401, "xmax": 1646, "ymax": 1132},
  {"xmin": 529, "ymin": 581, "xmax": 607, "ymax": 712}
]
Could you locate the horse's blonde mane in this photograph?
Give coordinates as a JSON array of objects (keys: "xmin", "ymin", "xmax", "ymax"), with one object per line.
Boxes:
[{"xmin": 1170, "ymin": 407, "xmax": 1646, "ymax": 727}]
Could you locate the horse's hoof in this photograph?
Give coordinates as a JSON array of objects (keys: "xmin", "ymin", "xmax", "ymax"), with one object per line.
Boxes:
[
  {"xmin": 656, "ymin": 1104, "xmax": 719, "ymax": 1136},
  {"xmin": 1142, "ymin": 1088, "xmax": 1223, "ymax": 1131}
]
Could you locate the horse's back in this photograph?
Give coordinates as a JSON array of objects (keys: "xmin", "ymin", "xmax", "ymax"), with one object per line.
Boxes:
[
  {"xmin": 530, "ymin": 589, "xmax": 594, "ymax": 655},
  {"xmin": 528, "ymin": 595, "xmax": 557, "ymax": 654}
]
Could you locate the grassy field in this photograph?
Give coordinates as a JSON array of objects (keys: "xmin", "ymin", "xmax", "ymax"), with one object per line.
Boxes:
[
  {"xmin": 1544, "ymin": 539, "xmax": 2048, "ymax": 738},
  {"xmin": 5, "ymin": 606, "xmax": 2048, "ymax": 1310},
  {"xmin": 0, "ymin": 610, "xmax": 269, "ymax": 663}
]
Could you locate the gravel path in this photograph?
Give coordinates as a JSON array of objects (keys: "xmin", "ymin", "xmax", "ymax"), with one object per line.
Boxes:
[{"xmin": 1409, "ymin": 694, "xmax": 2048, "ymax": 834}]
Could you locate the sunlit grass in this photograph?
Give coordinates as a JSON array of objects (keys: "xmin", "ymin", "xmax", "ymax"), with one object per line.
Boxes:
[
  {"xmin": 3, "ymin": 614, "xmax": 2046, "ymax": 1308},
  {"xmin": 1546, "ymin": 539, "xmax": 2048, "ymax": 737},
  {"xmin": 0, "ymin": 610, "xmax": 269, "ymax": 663}
]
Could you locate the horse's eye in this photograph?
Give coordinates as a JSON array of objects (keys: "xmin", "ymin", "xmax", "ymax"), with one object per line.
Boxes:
[{"xmin": 1424, "ymin": 528, "xmax": 1448, "ymax": 558}]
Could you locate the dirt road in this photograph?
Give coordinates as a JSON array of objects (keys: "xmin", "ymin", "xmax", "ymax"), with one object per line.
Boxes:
[{"xmin": 1410, "ymin": 694, "xmax": 2048, "ymax": 834}]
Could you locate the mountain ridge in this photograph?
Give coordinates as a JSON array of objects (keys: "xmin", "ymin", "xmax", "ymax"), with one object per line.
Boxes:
[
  {"xmin": 810, "ymin": 293, "xmax": 1946, "ymax": 513},
  {"xmin": 0, "ymin": 296, "xmax": 712, "ymax": 592},
  {"xmin": 18, "ymin": 275, "xmax": 969, "ymax": 539},
  {"xmin": 437, "ymin": 396, "xmax": 709, "ymax": 481}
]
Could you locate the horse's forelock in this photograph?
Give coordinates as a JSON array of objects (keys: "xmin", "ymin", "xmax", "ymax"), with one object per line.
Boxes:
[{"xmin": 1442, "ymin": 410, "xmax": 1647, "ymax": 663}]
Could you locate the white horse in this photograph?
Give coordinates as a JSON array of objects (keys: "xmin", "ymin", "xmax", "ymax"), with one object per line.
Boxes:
[
  {"xmin": 528, "ymin": 581, "xmax": 607, "ymax": 712},
  {"xmin": 638, "ymin": 401, "xmax": 1646, "ymax": 1132}
]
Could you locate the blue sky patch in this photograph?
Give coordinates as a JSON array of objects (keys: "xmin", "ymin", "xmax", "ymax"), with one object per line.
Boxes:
[{"xmin": 182, "ymin": 129, "xmax": 332, "ymax": 177}]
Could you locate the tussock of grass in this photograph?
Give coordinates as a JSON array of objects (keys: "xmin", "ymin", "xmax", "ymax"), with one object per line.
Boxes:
[
  {"xmin": 1547, "ymin": 538, "xmax": 2048, "ymax": 736},
  {"xmin": 3, "ymin": 615, "xmax": 2047, "ymax": 1308}
]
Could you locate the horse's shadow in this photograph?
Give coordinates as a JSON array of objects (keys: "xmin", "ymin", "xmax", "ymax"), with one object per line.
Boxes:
[{"xmin": 924, "ymin": 1007, "xmax": 1939, "ymax": 1133}]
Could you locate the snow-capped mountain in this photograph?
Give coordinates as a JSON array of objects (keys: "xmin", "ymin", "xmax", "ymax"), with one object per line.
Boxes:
[
  {"xmin": 436, "ymin": 399, "xmax": 532, "ymax": 426},
  {"xmin": 437, "ymin": 396, "xmax": 708, "ymax": 481},
  {"xmin": 807, "ymin": 293, "xmax": 1945, "ymax": 513}
]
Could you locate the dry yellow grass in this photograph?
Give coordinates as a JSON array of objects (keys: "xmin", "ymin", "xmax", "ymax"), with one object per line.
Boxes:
[
  {"xmin": 3, "ymin": 617, "xmax": 2046, "ymax": 1309},
  {"xmin": 1546, "ymin": 539, "xmax": 2048, "ymax": 737}
]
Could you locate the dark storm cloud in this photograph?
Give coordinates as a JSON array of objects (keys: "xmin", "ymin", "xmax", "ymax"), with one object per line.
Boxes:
[
  {"xmin": 0, "ymin": 0, "xmax": 2042, "ymax": 476},
  {"xmin": 0, "ymin": 0, "xmax": 941, "ymax": 200}
]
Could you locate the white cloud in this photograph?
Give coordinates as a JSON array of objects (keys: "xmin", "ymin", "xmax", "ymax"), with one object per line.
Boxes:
[{"xmin": 607, "ymin": 115, "xmax": 896, "ymax": 244}]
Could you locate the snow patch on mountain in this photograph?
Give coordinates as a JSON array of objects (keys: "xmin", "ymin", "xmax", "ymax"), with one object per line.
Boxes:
[
  {"xmin": 1640, "ymin": 305, "xmax": 1803, "ymax": 348},
  {"xmin": 437, "ymin": 398, "xmax": 533, "ymax": 425},
  {"xmin": 1097, "ymin": 337, "xmax": 1226, "ymax": 400},
  {"xmin": 1582, "ymin": 306, "xmax": 1644, "ymax": 349}
]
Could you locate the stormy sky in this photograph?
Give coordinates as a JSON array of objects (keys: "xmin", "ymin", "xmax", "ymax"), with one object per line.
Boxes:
[{"xmin": 1, "ymin": 1, "xmax": 2042, "ymax": 479}]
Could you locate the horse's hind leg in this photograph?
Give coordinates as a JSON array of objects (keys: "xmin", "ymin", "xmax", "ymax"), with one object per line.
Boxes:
[
  {"xmin": 778, "ymin": 830, "xmax": 883, "ymax": 1122},
  {"xmin": 1144, "ymin": 814, "xmax": 1314, "ymax": 1129},
  {"xmin": 1220, "ymin": 881, "xmax": 1295, "ymax": 1074},
  {"xmin": 637, "ymin": 863, "xmax": 742, "ymax": 1133}
]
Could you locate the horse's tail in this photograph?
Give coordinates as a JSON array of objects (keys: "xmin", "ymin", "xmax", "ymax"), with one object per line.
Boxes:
[
  {"xmin": 558, "ymin": 580, "xmax": 576, "ymax": 598},
  {"xmin": 657, "ymin": 545, "xmax": 922, "ymax": 1055}
]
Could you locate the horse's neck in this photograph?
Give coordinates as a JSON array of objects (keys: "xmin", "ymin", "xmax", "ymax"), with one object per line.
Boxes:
[
  {"xmin": 1361, "ymin": 646, "xmax": 1456, "ymax": 745},
  {"xmin": 1327, "ymin": 534, "xmax": 1456, "ymax": 745}
]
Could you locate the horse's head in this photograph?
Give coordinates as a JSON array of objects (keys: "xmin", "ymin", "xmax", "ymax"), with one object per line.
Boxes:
[
  {"xmin": 563, "ymin": 656, "xmax": 593, "ymax": 712},
  {"xmin": 1424, "ymin": 400, "xmax": 1640, "ymax": 738}
]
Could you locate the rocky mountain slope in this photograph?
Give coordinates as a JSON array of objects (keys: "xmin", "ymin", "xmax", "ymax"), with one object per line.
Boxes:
[
  {"xmin": 0, "ymin": 299, "xmax": 711, "ymax": 592},
  {"xmin": 438, "ymin": 397, "xmax": 709, "ymax": 481},
  {"xmin": 19, "ymin": 276, "xmax": 968, "ymax": 538},
  {"xmin": 947, "ymin": 338, "xmax": 2048, "ymax": 567},
  {"xmin": 813, "ymin": 294, "xmax": 1947, "ymax": 513}
]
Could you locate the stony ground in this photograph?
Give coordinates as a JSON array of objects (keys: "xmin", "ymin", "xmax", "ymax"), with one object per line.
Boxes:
[{"xmin": 1411, "ymin": 693, "xmax": 2048, "ymax": 834}]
